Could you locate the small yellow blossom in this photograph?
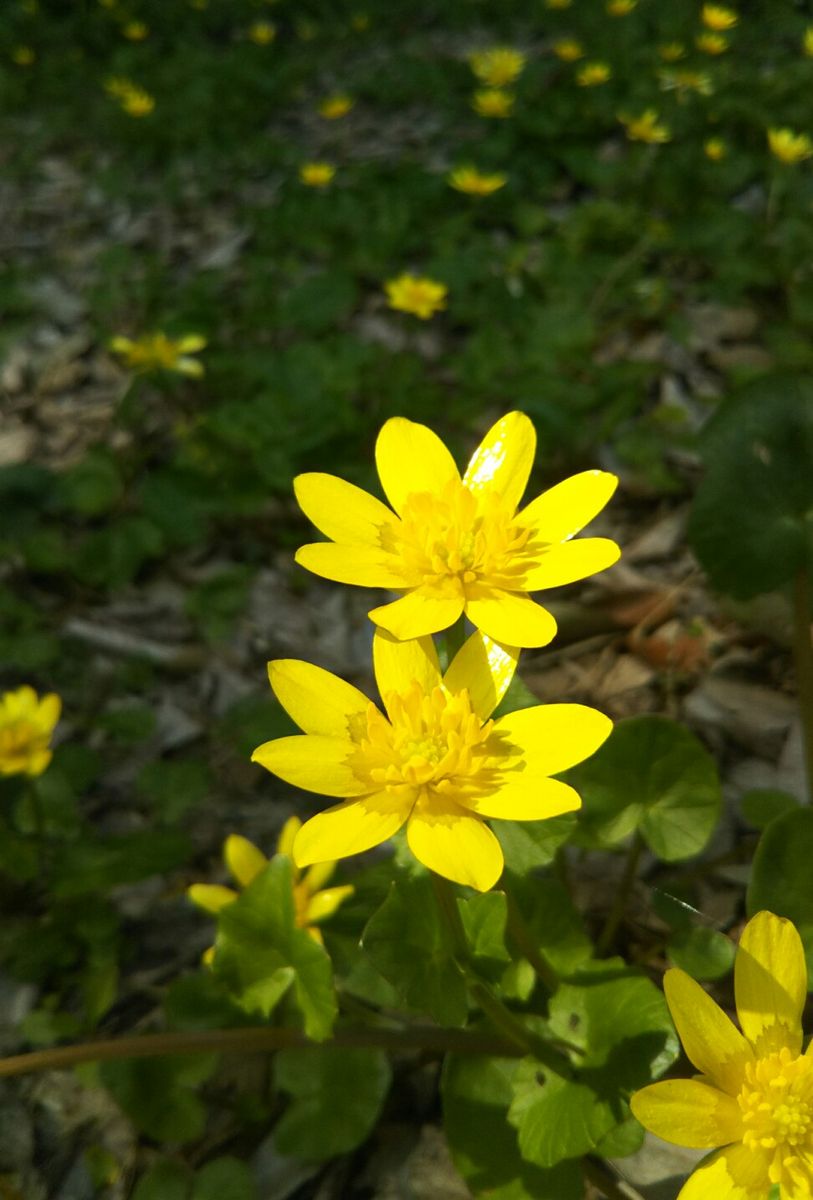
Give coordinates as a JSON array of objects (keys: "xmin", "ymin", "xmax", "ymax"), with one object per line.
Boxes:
[
  {"xmin": 11, "ymin": 46, "xmax": 35, "ymax": 65},
  {"xmin": 632, "ymin": 911, "xmax": 813, "ymax": 1200},
  {"xmin": 696, "ymin": 32, "xmax": 729, "ymax": 54},
  {"xmin": 385, "ymin": 274, "xmax": 447, "ymax": 320},
  {"xmin": 248, "ymin": 20, "xmax": 276, "ymax": 44},
  {"xmin": 110, "ymin": 332, "xmax": 207, "ymax": 377},
  {"xmin": 606, "ymin": 0, "xmax": 637, "ymax": 14},
  {"xmin": 768, "ymin": 127, "xmax": 813, "ymax": 164},
  {"xmin": 659, "ymin": 68, "xmax": 714, "ymax": 98},
  {"xmin": 471, "ymin": 89, "xmax": 514, "ymax": 118},
  {"xmin": 577, "ymin": 62, "xmax": 612, "ymax": 86},
  {"xmin": 293, "ymin": 412, "xmax": 620, "ymax": 647},
  {"xmin": 188, "ymin": 825, "xmax": 353, "ymax": 955},
  {"xmin": 469, "ymin": 46, "xmax": 526, "ymax": 86},
  {"xmin": 299, "ymin": 162, "xmax": 336, "ymax": 187},
  {"xmin": 704, "ymin": 137, "xmax": 727, "ymax": 160},
  {"xmin": 702, "ymin": 4, "xmax": 738, "ymax": 30},
  {"xmin": 804, "ymin": 27, "xmax": 813, "ymax": 56},
  {"xmin": 318, "ymin": 93, "xmax": 353, "ymax": 119},
  {"xmin": 620, "ymin": 109, "xmax": 671, "ymax": 144},
  {"xmin": 122, "ymin": 20, "xmax": 149, "ymax": 40},
  {"xmin": 105, "ymin": 77, "xmax": 155, "ymax": 117},
  {"xmin": 658, "ymin": 42, "xmax": 686, "ymax": 61},
  {"xmin": 447, "ymin": 166, "xmax": 507, "ymax": 196},
  {"xmin": 0, "ymin": 687, "xmax": 60, "ymax": 778},
  {"xmin": 552, "ymin": 39, "xmax": 584, "ymax": 62},
  {"xmin": 253, "ymin": 631, "xmax": 612, "ymax": 891}
]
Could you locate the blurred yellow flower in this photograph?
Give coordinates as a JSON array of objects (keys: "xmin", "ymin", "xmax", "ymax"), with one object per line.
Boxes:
[
  {"xmin": 552, "ymin": 39, "xmax": 584, "ymax": 62},
  {"xmin": 385, "ymin": 274, "xmax": 447, "ymax": 319},
  {"xmin": 299, "ymin": 162, "xmax": 336, "ymax": 187},
  {"xmin": 469, "ymin": 46, "xmax": 526, "ymax": 86},
  {"xmin": 318, "ymin": 93, "xmax": 354, "ymax": 119},
  {"xmin": 189, "ymin": 825, "xmax": 353, "ymax": 954},
  {"xmin": 620, "ymin": 109, "xmax": 671, "ymax": 143},
  {"xmin": 768, "ymin": 127, "xmax": 813, "ymax": 164},
  {"xmin": 0, "ymin": 686, "xmax": 60, "ymax": 778},
  {"xmin": 447, "ymin": 166, "xmax": 507, "ymax": 195},
  {"xmin": 110, "ymin": 332, "xmax": 207, "ymax": 376},
  {"xmin": 606, "ymin": 0, "xmax": 637, "ymax": 14},
  {"xmin": 122, "ymin": 20, "xmax": 149, "ymax": 40},
  {"xmin": 248, "ymin": 20, "xmax": 276, "ymax": 44},
  {"xmin": 351, "ymin": 13, "xmax": 370, "ymax": 31},
  {"xmin": 704, "ymin": 137, "xmax": 727, "ymax": 160},
  {"xmin": 658, "ymin": 42, "xmax": 686, "ymax": 61},
  {"xmin": 702, "ymin": 4, "xmax": 738, "ymax": 30},
  {"xmin": 577, "ymin": 61, "xmax": 611, "ymax": 86},
  {"xmin": 696, "ymin": 32, "xmax": 729, "ymax": 54},
  {"xmin": 105, "ymin": 77, "xmax": 156, "ymax": 117},
  {"xmin": 659, "ymin": 68, "xmax": 714, "ymax": 98},
  {"xmin": 804, "ymin": 27, "xmax": 813, "ymax": 57},
  {"xmin": 253, "ymin": 631, "xmax": 611, "ymax": 891},
  {"xmin": 11, "ymin": 46, "xmax": 35, "ymax": 65},
  {"xmin": 471, "ymin": 89, "xmax": 514, "ymax": 118}
]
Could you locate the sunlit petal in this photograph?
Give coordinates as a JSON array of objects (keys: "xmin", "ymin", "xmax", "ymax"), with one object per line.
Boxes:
[
  {"xmin": 268, "ymin": 659, "xmax": 372, "ymax": 737},
  {"xmin": 444, "ymin": 630, "xmax": 518, "ymax": 719},
  {"xmin": 373, "ymin": 629, "xmax": 442, "ymax": 709},
  {"xmin": 252, "ymin": 735, "xmax": 368, "ymax": 797},
  {"xmin": 462, "ymin": 412, "xmax": 536, "ymax": 513},
  {"xmin": 369, "ymin": 587, "xmax": 464, "ymax": 639},
  {"xmin": 277, "ymin": 816, "xmax": 301, "ymax": 857},
  {"xmin": 735, "ymin": 911, "xmax": 807, "ymax": 1057},
  {"xmin": 521, "ymin": 538, "xmax": 620, "ymax": 590},
  {"xmin": 664, "ymin": 968, "xmax": 754, "ymax": 1095},
  {"xmin": 517, "ymin": 470, "xmax": 618, "ymax": 543},
  {"xmin": 293, "ymin": 793, "xmax": 413, "ymax": 866},
  {"xmin": 677, "ymin": 1144, "xmax": 771, "ymax": 1200},
  {"xmin": 460, "ymin": 775, "xmax": 581, "ymax": 820},
  {"xmin": 295, "ymin": 542, "xmax": 405, "ymax": 588},
  {"xmin": 631, "ymin": 1079, "xmax": 743, "ymax": 1149},
  {"xmin": 464, "ymin": 589, "xmax": 557, "ymax": 648},
  {"xmin": 294, "ymin": 472, "xmax": 396, "ymax": 546},
  {"xmin": 406, "ymin": 794, "xmax": 504, "ymax": 890},
  {"xmin": 492, "ymin": 703, "xmax": 612, "ymax": 775},
  {"xmin": 375, "ymin": 417, "xmax": 460, "ymax": 514},
  {"xmin": 224, "ymin": 834, "xmax": 268, "ymax": 887}
]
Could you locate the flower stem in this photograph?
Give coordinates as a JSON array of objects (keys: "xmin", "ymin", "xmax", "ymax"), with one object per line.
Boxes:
[
  {"xmin": 793, "ymin": 568, "xmax": 813, "ymax": 804},
  {"xmin": 596, "ymin": 832, "xmax": 644, "ymax": 956},
  {"xmin": 502, "ymin": 887, "xmax": 558, "ymax": 992}
]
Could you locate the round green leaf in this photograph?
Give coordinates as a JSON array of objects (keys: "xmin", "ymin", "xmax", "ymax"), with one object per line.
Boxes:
[{"xmin": 667, "ymin": 926, "xmax": 736, "ymax": 981}]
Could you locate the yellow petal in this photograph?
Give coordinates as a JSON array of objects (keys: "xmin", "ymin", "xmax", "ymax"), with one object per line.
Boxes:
[
  {"xmin": 461, "ymin": 775, "xmax": 581, "ymax": 820},
  {"xmin": 664, "ymin": 968, "xmax": 753, "ymax": 1095},
  {"xmin": 202, "ymin": 945, "xmax": 216, "ymax": 967},
  {"xmin": 177, "ymin": 358, "xmax": 205, "ymax": 378},
  {"xmin": 187, "ymin": 883, "xmax": 238, "ymax": 913},
  {"xmin": 302, "ymin": 859, "xmax": 335, "ymax": 891},
  {"xmin": 464, "ymin": 590, "xmax": 557, "ymax": 648},
  {"xmin": 268, "ymin": 659, "xmax": 371, "ymax": 737},
  {"xmin": 375, "ymin": 417, "xmax": 460, "ymax": 514},
  {"xmin": 252, "ymin": 735, "xmax": 367, "ymax": 797},
  {"xmin": 305, "ymin": 884, "xmax": 354, "ymax": 923},
  {"xmin": 462, "ymin": 411, "xmax": 536, "ymax": 513},
  {"xmin": 517, "ymin": 470, "xmax": 618, "ymax": 543},
  {"xmin": 177, "ymin": 334, "xmax": 207, "ymax": 352},
  {"xmin": 372, "ymin": 628, "xmax": 441, "ymax": 706},
  {"xmin": 443, "ymin": 631, "xmax": 518, "ymax": 720},
  {"xmin": 293, "ymin": 794, "xmax": 412, "ymax": 866},
  {"xmin": 492, "ymin": 703, "xmax": 613, "ymax": 775},
  {"xmin": 37, "ymin": 693, "xmax": 62, "ymax": 732},
  {"xmin": 630, "ymin": 1079, "xmax": 743, "ymax": 1149},
  {"xmin": 295, "ymin": 542, "xmax": 405, "ymax": 588},
  {"xmin": 277, "ymin": 816, "xmax": 301, "ymax": 857},
  {"xmin": 224, "ymin": 834, "xmax": 268, "ymax": 887},
  {"xmin": 677, "ymin": 1144, "xmax": 770, "ymax": 1200},
  {"xmin": 294, "ymin": 472, "xmax": 396, "ymax": 545},
  {"xmin": 521, "ymin": 538, "xmax": 620, "ymax": 590},
  {"xmin": 735, "ymin": 910, "xmax": 806, "ymax": 1056},
  {"xmin": 26, "ymin": 749, "xmax": 53, "ymax": 776},
  {"xmin": 369, "ymin": 587, "xmax": 464, "ymax": 639},
  {"xmin": 406, "ymin": 795, "xmax": 504, "ymax": 891}
]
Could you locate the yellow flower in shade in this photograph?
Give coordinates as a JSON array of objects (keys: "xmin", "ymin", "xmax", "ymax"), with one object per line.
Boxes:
[
  {"xmin": 702, "ymin": 4, "xmax": 738, "ymax": 30},
  {"xmin": 299, "ymin": 162, "xmax": 336, "ymax": 187},
  {"xmin": 804, "ymin": 27, "xmax": 813, "ymax": 57},
  {"xmin": 471, "ymin": 89, "xmax": 514, "ymax": 118},
  {"xmin": 577, "ymin": 62, "xmax": 612, "ymax": 86},
  {"xmin": 447, "ymin": 166, "xmax": 507, "ymax": 196},
  {"xmin": 318, "ymin": 93, "xmax": 353, "ymax": 119},
  {"xmin": 188, "ymin": 825, "xmax": 353, "ymax": 954},
  {"xmin": 253, "ymin": 630, "xmax": 612, "ymax": 891},
  {"xmin": 122, "ymin": 20, "xmax": 148, "ymax": 40},
  {"xmin": 384, "ymin": 274, "xmax": 447, "ymax": 320},
  {"xmin": 768, "ymin": 127, "xmax": 813, "ymax": 165},
  {"xmin": 704, "ymin": 137, "xmax": 727, "ymax": 160},
  {"xmin": 631, "ymin": 911, "xmax": 813, "ymax": 1200},
  {"xmin": 468, "ymin": 46, "xmax": 526, "ymax": 87},
  {"xmin": 105, "ymin": 78, "xmax": 156, "ymax": 117},
  {"xmin": 659, "ymin": 42, "xmax": 686, "ymax": 61},
  {"xmin": 620, "ymin": 109, "xmax": 671, "ymax": 143},
  {"xmin": 293, "ymin": 412, "xmax": 620, "ymax": 647},
  {"xmin": 696, "ymin": 32, "xmax": 729, "ymax": 54},
  {"xmin": 248, "ymin": 20, "xmax": 276, "ymax": 44},
  {"xmin": 11, "ymin": 46, "xmax": 35, "ymax": 65},
  {"xmin": 0, "ymin": 686, "xmax": 60, "ymax": 778},
  {"xmin": 606, "ymin": 0, "xmax": 637, "ymax": 14},
  {"xmin": 110, "ymin": 332, "xmax": 206, "ymax": 377},
  {"xmin": 552, "ymin": 39, "xmax": 584, "ymax": 62}
]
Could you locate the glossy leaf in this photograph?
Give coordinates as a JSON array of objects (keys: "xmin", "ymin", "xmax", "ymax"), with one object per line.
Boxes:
[{"xmin": 274, "ymin": 1047, "xmax": 391, "ymax": 1160}]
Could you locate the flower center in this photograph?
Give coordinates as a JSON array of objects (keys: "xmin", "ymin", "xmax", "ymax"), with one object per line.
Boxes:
[{"xmin": 739, "ymin": 1048, "xmax": 813, "ymax": 1188}]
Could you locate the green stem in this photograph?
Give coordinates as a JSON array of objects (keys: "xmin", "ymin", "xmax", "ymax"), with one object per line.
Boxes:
[
  {"xmin": 596, "ymin": 833, "xmax": 644, "ymax": 956},
  {"xmin": 503, "ymin": 888, "xmax": 558, "ymax": 993},
  {"xmin": 793, "ymin": 568, "xmax": 813, "ymax": 804}
]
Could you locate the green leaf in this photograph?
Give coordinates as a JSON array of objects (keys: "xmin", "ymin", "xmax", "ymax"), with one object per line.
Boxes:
[
  {"xmin": 568, "ymin": 716, "xmax": 721, "ymax": 861},
  {"xmin": 133, "ymin": 1161, "xmax": 191, "ymax": 1200},
  {"xmin": 593, "ymin": 1116, "xmax": 645, "ymax": 1159},
  {"xmin": 496, "ymin": 814, "xmax": 577, "ymax": 874},
  {"xmin": 100, "ymin": 1054, "xmax": 217, "ymax": 1144},
  {"xmin": 214, "ymin": 855, "xmax": 337, "ymax": 1040},
  {"xmin": 193, "ymin": 1158, "xmax": 257, "ymax": 1200},
  {"xmin": 747, "ymin": 807, "xmax": 813, "ymax": 975},
  {"xmin": 667, "ymin": 926, "xmax": 735, "ymax": 981},
  {"xmin": 688, "ymin": 376, "xmax": 813, "ymax": 599},
  {"xmin": 459, "ymin": 891, "xmax": 511, "ymax": 977},
  {"xmin": 51, "ymin": 830, "xmax": 191, "ymax": 897},
  {"xmin": 740, "ymin": 788, "xmax": 799, "ymax": 830},
  {"xmin": 137, "ymin": 758, "xmax": 212, "ymax": 823},
  {"xmin": 274, "ymin": 1047, "xmax": 391, "ymax": 1160},
  {"xmin": 508, "ymin": 1060, "xmax": 615, "ymax": 1168},
  {"xmin": 506, "ymin": 875, "xmax": 592, "ymax": 977},
  {"xmin": 362, "ymin": 875, "xmax": 468, "ymax": 1027},
  {"xmin": 59, "ymin": 450, "xmax": 123, "ymax": 516},
  {"xmin": 443, "ymin": 1054, "xmax": 583, "ymax": 1199}
]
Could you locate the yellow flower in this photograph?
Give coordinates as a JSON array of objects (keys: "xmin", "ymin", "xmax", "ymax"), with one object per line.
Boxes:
[
  {"xmin": 471, "ymin": 88, "xmax": 514, "ymax": 118},
  {"xmin": 804, "ymin": 27, "xmax": 813, "ymax": 57},
  {"xmin": 620, "ymin": 109, "xmax": 671, "ymax": 143},
  {"xmin": 105, "ymin": 77, "xmax": 155, "ymax": 117},
  {"xmin": 110, "ymin": 332, "xmax": 206, "ymax": 377},
  {"xmin": 659, "ymin": 68, "xmax": 714, "ymax": 98},
  {"xmin": 768, "ymin": 127, "xmax": 813, "ymax": 165},
  {"xmin": 632, "ymin": 911, "xmax": 813, "ymax": 1200},
  {"xmin": 253, "ymin": 630, "xmax": 611, "ymax": 891},
  {"xmin": 11, "ymin": 46, "xmax": 35, "ymax": 65},
  {"xmin": 658, "ymin": 42, "xmax": 686, "ymax": 61},
  {"xmin": 0, "ymin": 686, "xmax": 60, "ymax": 778},
  {"xmin": 552, "ymin": 39, "xmax": 584, "ymax": 62},
  {"xmin": 122, "ymin": 20, "xmax": 149, "ymax": 40},
  {"xmin": 606, "ymin": 0, "xmax": 637, "ymax": 14},
  {"xmin": 576, "ymin": 61, "xmax": 612, "ymax": 86},
  {"xmin": 468, "ymin": 46, "xmax": 526, "ymax": 87},
  {"xmin": 318, "ymin": 93, "xmax": 353, "ymax": 119},
  {"xmin": 299, "ymin": 162, "xmax": 336, "ymax": 187},
  {"xmin": 704, "ymin": 137, "xmax": 727, "ymax": 160},
  {"xmin": 702, "ymin": 4, "xmax": 738, "ymax": 30},
  {"xmin": 447, "ymin": 166, "xmax": 507, "ymax": 195},
  {"xmin": 188, "ymin": 825, "xmax": 353, "ymax": 955},
  {"xmin": 248, "ymin": 20, "xmax": 276, "ymax": 44},
  {"xmin": 293, "ymin": 412, "xmax": 620, "ymax": 647},
  {"xmin": 384, "ymin": 274, "xmax": 447, "ymax": 319},
  {"xmin": 696, "ymin": 32, "xmax": 729, "ymax": 54}
]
